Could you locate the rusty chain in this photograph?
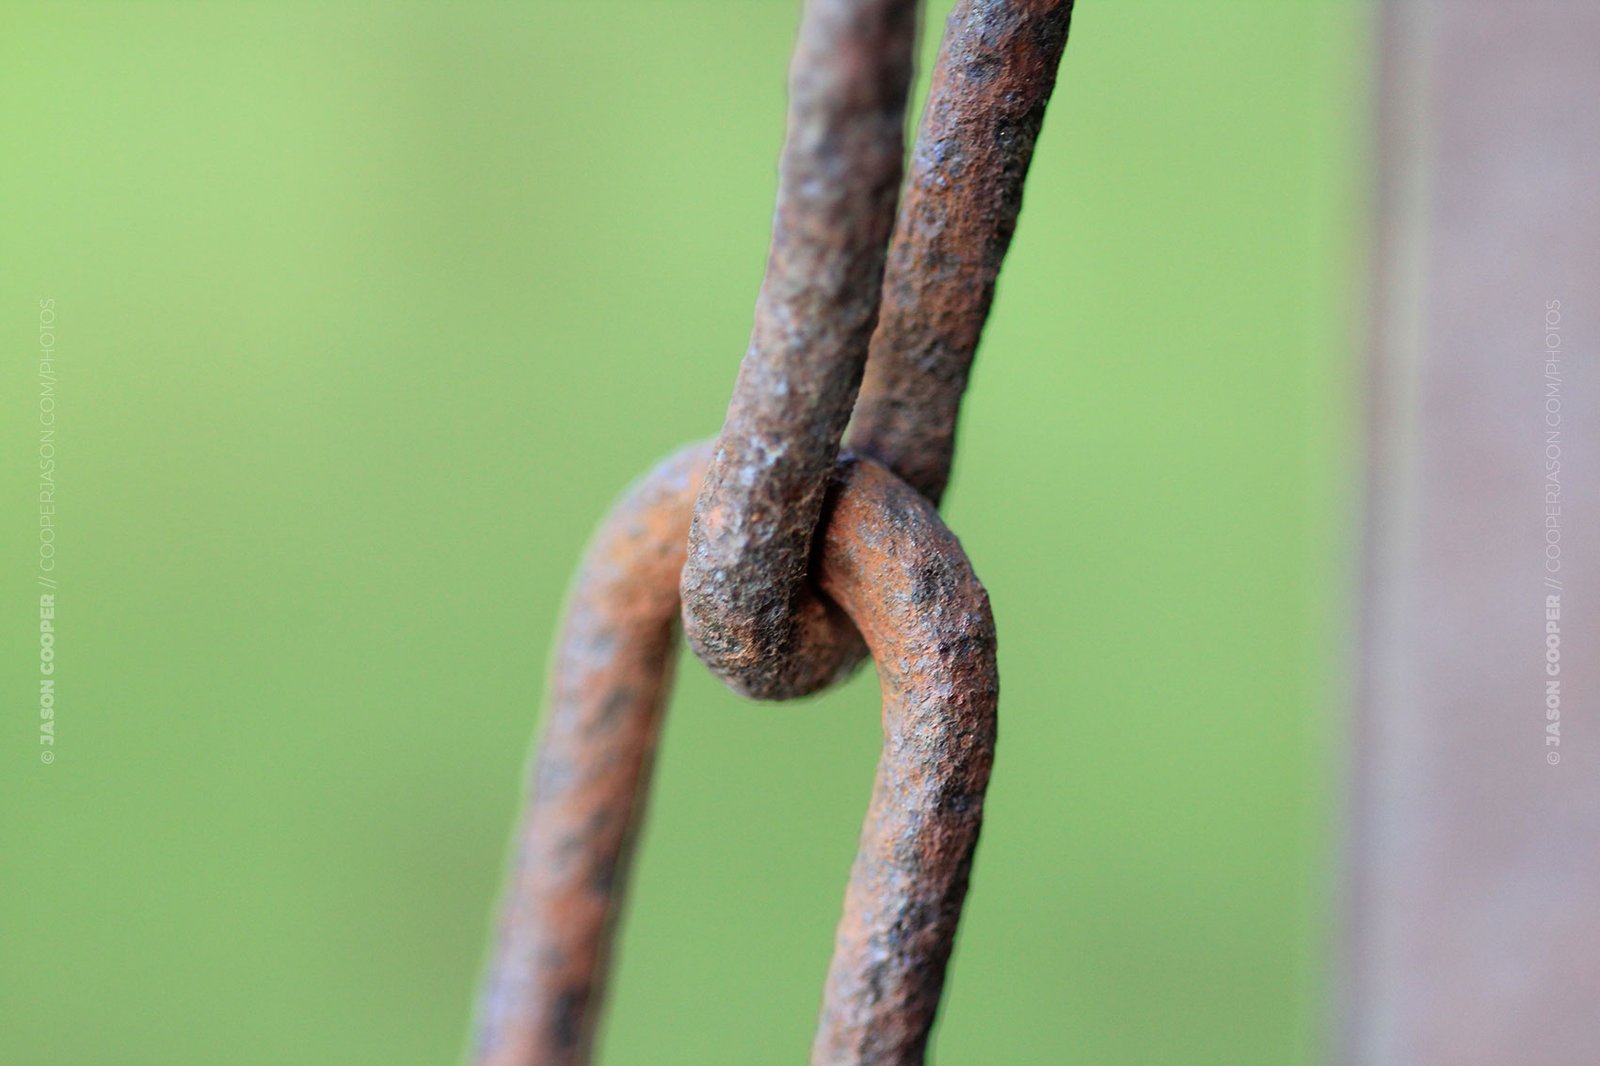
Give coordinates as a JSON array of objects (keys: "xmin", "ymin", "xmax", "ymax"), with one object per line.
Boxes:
[
  {"xmin": 474, "ymin": 1, "xmax": 1073, "ymax": 1063},
  {"xmin": 679, "ymin": 0, "xmax": 916, "ymax": 701},
  {"xmin": 851, "ymin": 0, "xmax": 1073, "ymax": 504}
]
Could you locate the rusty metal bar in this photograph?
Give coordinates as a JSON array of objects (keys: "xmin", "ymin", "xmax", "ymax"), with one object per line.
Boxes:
[
  {"xmin": 810, "ymin": 456, "xmax": 997, "ymax": 1065},
  {"xmin": 473, "ymin": 445, "xmax": 705, "ymax": 1066},
  {"xmin": 850, "ymin": 0, "xmax": 1074, "ymax": 503},
  {"xmin": 682, "ymin": 0, "xmax": 1075, "ymax": 702},
  {"xmin": 680, "ymin": 0, "xmax": 918, "ymax": 700},
  {"xmin": 473, "ymin": 445, "xmax": 997, "ymax": 1065}
]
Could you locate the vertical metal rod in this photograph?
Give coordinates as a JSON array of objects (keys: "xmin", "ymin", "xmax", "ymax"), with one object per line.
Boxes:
[
  {"xmin": 474, "ymin": 446, "xmax": 706, "ymax": 1066},
  {"xmin": 850, "ymin": 0, "xmax": 1075, "ymax": 504}
]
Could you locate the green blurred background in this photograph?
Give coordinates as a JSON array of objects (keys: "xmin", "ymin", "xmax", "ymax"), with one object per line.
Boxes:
[{"xmin": 2, "ymin": 2, "xmax": 1364, "ymax": 1062}]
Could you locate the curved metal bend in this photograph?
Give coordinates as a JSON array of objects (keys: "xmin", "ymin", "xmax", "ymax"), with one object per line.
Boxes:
[
  {"xmin": 474, "ymin": 443, "xmax": 997, "ymax": 1066},
  {"xmin": 680, "ymin": 0, "xmax": 918, "ymax": 701},
  {"xmin": 681, "ymin": 0, "xmax": 1073, "ymax": 699}
]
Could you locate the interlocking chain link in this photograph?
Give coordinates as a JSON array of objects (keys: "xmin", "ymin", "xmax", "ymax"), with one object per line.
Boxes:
[
  {"xmin": 679, "ymin": 0, "xmax": 917, "ymax": 700},
  {"xmin": 681, "ymin": 0, "xmax": 1074, "ymax": 700},
  {"xmin": 474, "ymin": 2, "xmax": 1073, "ymax": 1063}
]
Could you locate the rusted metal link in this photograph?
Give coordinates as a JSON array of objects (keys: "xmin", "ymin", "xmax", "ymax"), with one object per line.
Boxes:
[
  {"xmin": 850, "ymin": 0, "xmax": 1075, "ymax": 504},
  {"xmin": 474, "ymin": 445, "xmax": 705, "ymax": 1066},
  {"xmin": 473, "ymin": 443, "xmax": 997, "ymax": 1066},
  {"xmin": 683, "ymin": 0, "xmax": 1073, "ymax": 699},
  {"xmin": 476, "ymin": 0, "xmax": 1073, "ymax": 1059},
  {"xmin": 680, "ymin": 0, "xmax": 919, "ymax": 701},
  {"xmin": 810, "ymin": 456, "xmax": 998, "ymax": 1066}
]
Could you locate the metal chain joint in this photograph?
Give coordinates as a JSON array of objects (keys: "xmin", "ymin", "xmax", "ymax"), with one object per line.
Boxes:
[{"xmin": 475, "ymin": 2, "xmax": 1073, "ymax": 1063}]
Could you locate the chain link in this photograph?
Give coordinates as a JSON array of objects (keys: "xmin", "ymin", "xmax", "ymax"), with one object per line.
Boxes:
[{"xmin": 474, "ymin": 2, "xmax": 1073, "ymax": 1062}]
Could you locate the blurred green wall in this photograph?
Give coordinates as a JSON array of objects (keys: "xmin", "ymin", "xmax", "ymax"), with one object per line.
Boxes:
[{"xmin": 2, "ymin": 2, "xmax": 1363, "ymax": 1063}]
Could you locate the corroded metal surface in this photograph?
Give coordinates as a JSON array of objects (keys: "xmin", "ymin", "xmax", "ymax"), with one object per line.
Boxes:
[
  {"xmin": 850, "ymin": 0, "xmax": 1075, "ymax": 503},
  {"xmin": 473, "ymin": 445, "xmax": 997, "ymax": 1066},
  {"xmin": 474, "ymin": 445, "xmax": 707, "ymax": 1066},
  {"xmin": 810, "ymin": 457, "xmax": 998, "ymax": 1066},
  {"xmin": 477, "ymin": 0, "xmax": 1074, "ymax": 1058},
  {"xmin": 682, "ymin": 0, "xmax": 1074, "ymax": 701},
  {"xmin": 680, "ymin": 0, "xmax": 918, "ymax": 700}
]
